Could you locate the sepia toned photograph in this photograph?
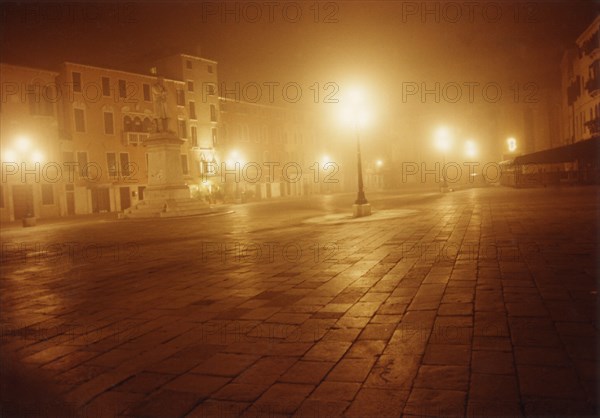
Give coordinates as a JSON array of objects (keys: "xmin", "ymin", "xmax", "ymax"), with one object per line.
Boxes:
[{"xmin": 0, "ymin": 1, "xmax": 598, "ymax": 417}]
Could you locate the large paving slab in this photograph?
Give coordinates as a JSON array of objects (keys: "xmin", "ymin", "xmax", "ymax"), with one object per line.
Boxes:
[{"xmin": 1, "ymin": 186, "xmax": 597, "ymax": 417}]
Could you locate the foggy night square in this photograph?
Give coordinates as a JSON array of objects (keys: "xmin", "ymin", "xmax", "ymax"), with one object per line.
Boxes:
[{"xmin": 0, "ymin": 1, "xmax": 598, "ymax": 417}]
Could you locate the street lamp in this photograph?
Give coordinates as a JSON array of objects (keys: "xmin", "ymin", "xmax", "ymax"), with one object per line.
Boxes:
[
  {"xmin": 465, "ymin": 140, "xmax": 477, "ymax": 159},
  {"xmin": 341, "ymin": 88, "xmax": 371, "ymax": 217},
  {"xmin": 507, "ymin": 137, "xmax": 517, "ymax": 153},
  {"xmin": 376, "ymin": 160, "xmax": 384, "ymax": 189},
  {"xmin": 2, "ymin": 136, "xmax": 44, "ymax": 164},
  {"xmin": 435, "ymin": 127, "xmax": 452, "ymax": 189}
]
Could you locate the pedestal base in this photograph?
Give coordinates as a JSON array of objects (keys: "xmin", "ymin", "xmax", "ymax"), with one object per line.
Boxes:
[
  {"xmin": 352, "ymin": 203, "xmax": 372, "ymax": 218},
  {"xmin": 120, "ymin": 198, "xmax": 215, "ymax": 219},
  {"xmin": 22, "ymin": 216, "xmax": 36, "ymax": 227}
]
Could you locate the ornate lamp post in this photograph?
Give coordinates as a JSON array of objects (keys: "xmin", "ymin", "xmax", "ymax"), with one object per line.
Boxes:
[{"xmin": 343, "ymin": 89, "xmax": 371, "ymax": 217}]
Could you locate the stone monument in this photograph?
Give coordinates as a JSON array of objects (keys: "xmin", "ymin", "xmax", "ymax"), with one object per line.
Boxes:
[{"xmin": 121, "ymin": 80, "xmax": 214, "ymax": 218}]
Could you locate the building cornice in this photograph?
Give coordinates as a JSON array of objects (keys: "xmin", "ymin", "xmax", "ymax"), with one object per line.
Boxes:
[{"xmin": 0, "ymin": 62, "xmax": 59, "ymax": 76}]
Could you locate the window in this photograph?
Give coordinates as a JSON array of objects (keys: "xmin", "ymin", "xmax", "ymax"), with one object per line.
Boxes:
[
  {"xmin": 107, "ymin": 153, "xmax": 117, "ymax": 177},
  {"xmin": 210, "ymin": 104, "xmax": 217, "ymax": 122},
  {"xmin": 120, "ymin": 153, "xmax": 130, "ymax": 176},
  {"xmin": 133, "ymin": 116, "xmax": 142, "ymax": 132},
  {"xmin": 118, "ymin": 80, "xmax": 127, "ymax": 98},
  {"xmin": 72, "ymin": 72, "xmax": 82, "ymax": 92},
  {"xmin": 103, "ymin": 111, "xmax": 114, "ymax": 135},
  {"xmin": 176, "ymin": 89, "xmax": 185, "ymax": 106},
  {"xmin": 191, "ymin": 126, "xmax": 198, "ymax": 147},
  {"xmin": 27, "ymin": 84, "xmax": 54, "ymax": 116},
  {"xmin": 74, "ymin": 108, "xmax": 85, "ymax": 132},
  {"xmin": 123, "ymin": 115, "xmax": 132, "ymax": 132},
  {"xmin": 189, "ymin": 101, "xmax": 196, "ymax": 119},
  {"xmin": 77, "ymin": 152, "xmax": 88, "ymax": 177},
  {"xmin": 143, "ymin": 117, "xmax": 153, "ymax": 132},
  {"xmin": 212, "ymin": 128, "xmax": 218, "ymax": 147},
  {"xmin": 187, "ymin": 80, "xmax": 194, "ymax": 92},
  {"xmin": 102, "ymin": 77, "xmax": 110, "ymax": 96},
  {"xmin": 207, "ymin": 65, "xmax": 213, "ymax": 73},
  {"xmin": 186, "ymin": 60, "xmax": 193, "ymax": 69},
  {"xmin": 207, "ymin": 84, "xmax": 216, "ymax": 96},
  {"xmin": 41, "ymin": 86, "xmax": 54, "ymax": 116},
  {"xmin": 143, "ymin": 83, "xmax": 151, "ymax": 101},
  {"xmin": 41, "ymin": 184, "xmax": 54, "ymax": 205},
  {"xmin": 181, "ymin": 155, "xmax": 189, "ymax": 175},
  {"xmin": 178, "ymin": 120, "xmax": 187, "ymax": 139}
]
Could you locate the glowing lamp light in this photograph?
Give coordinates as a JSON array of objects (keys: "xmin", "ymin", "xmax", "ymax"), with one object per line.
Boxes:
[
  {"xmin": 435, "ymin": 127, "xmax": 452, "ymax": 152},
  {"xmin": 340, "ymin": 87, "xmax": 371, "ymax": 128},
  {"xmin": 3, "ymin": 149, "xmax": 17, "ymax": 162},
  {"xmin": 31, "ymin": 151, "xmax": 44, "ymax": 163},
  {"xmin": 347, "ymin": 88, "xmax": 363, "ymax": 106},
  {"xmin": 376, "ymin": 160, "xmax": 383, "ymax": 167},
  {"xmin": 465, "ymin": 140, "xmax": 477, "ymax": 158},
  {"xmin": 507, "ymin": 137, "xmax": 517, "ymax": 152},
  {"xmin": 16, "ymin": 136, "xmax": 31, "ymax": 152},
  {"xmin": 228, "ymin": 150, "xmax": 243, "ymax": 164}
]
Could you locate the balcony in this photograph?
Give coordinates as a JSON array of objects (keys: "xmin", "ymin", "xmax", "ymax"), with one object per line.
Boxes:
[
  {"xmin": 584, "ymin": 117, "xmax": 600, "ymax": 135},
  {"xmin": 585, "ymin": 77, "xmax": 599, "ymax": 97},
  {"xmin": 122, "ymin": 131, "xmax": 149, "ymax": 146}
]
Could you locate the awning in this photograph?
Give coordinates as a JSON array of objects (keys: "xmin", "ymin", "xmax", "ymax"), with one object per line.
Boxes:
[{"xmin": 514, "ymin": 136, "xmax": 600, "ymax": 165}]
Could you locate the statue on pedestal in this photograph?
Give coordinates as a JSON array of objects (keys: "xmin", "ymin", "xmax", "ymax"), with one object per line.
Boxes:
[{"xmin": 152, "ymin": 80, "xmax": 169, "ymax": 133}]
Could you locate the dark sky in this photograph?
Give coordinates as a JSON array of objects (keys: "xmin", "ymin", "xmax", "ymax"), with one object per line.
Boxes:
[
  {"xmin": 1, "ymin": 1, "xmax": 596, "ymax": 83},
  {"xmin": 1, "ymin": 0, "xmax": 598, "ymax": 151}
]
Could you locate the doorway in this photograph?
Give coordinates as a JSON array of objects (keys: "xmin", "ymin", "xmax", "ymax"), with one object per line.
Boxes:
[
  {"xmin": 12, "ymin": 185, "xmax": 34, "ymax": 220},
  {"xmin": 91, "ymin": 188, "xmax": 110, "ymax": 213},
  {"xmin": 119, "ymin": 187, "xmax": 131, "ymax": 210}
]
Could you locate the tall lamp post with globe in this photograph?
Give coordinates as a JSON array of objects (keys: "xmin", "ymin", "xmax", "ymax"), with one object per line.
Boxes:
[{"xmin": 342, "ymin": 89, "xmax": 371, "ymax": 217}]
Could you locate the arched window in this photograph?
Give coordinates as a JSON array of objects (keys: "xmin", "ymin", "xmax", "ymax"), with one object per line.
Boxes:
[
  {"xmin": 133, "ymin": 117, "xmax": 142, "ymax": 132},
  {"xmin": 123, "ymin": 116, "xmax": 132, "ymax": 132},
  {"xmin": 143, "ymin": 117, "xmax": 153, "ymax": 132}
]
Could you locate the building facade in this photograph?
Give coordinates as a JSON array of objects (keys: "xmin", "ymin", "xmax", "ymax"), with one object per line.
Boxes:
[
  {"xmin": 1, "ymin": 55, "xmax": 330, "ymax": 222},
  {"xmin": 218, "ymin": 98, "xmax": 334, "ymax": 200},
  {"xmin": 560, "ymin": 15, "xmax": 600, "ymax": 145},
  {"xmin": 0, "ymin": 64, "xmax": 61, "ymax": 221}
]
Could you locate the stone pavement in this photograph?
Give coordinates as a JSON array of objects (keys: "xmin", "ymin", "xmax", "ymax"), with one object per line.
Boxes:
[{"xmin": 0, "ymin": 186, "xmax": 597, "ymax": 417}]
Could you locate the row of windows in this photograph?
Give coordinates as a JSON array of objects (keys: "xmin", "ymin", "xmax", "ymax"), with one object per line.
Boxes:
[
  {"xmin": 185, "ymin": 59, "xmax": 214, "ymax": 74},
  {"xmin": 186, "ymin": 101, "xmax": 218, "ymax": 121},
  {"xmin": 72, "ymin": 72, "xmax": 154, "ymax": 101},
  {"xmin": 0, "ymin": 156, "xmax": 211, "ymax": 209},
  {"xmin": 72, "ymin": 108, "xmax": 217, "ymax": 138},
  {"xmin": 221, "ymin": 124, "xmax": 314, "ymax": 145},
  {"xmin": 182, "ymin": 123, "xmax": 218, "ymax": 148},
  {"xmin": 63, "ymin": 150, "xmax": 195, "ymax": 178},
  {"xmin": 0, "ymin": 184, "xmax": 54, "ymax": 207},
  {"xmin": 181, "ymin": 83, "xmax": 217, "ymax": 98},
  {"xmin": 71, "ymin": 71, "xmax": 218, "ymax": 104},
  {"xmin": 570, "ymin": 104, "xmax": 600, "ymax": 137}
]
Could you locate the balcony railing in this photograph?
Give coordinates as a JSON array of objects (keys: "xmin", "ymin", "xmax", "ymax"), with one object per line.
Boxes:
[
  {"xmin": 122, "ymin": 131, "xmax": 149, "ymax": 146},
  {"xmin": 584, "ymin": 117, "xmax": 600, "ymax": 135},
  {"xmin": 585, "ymin": 77, "xmax": 599, "ymax": 97}
]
